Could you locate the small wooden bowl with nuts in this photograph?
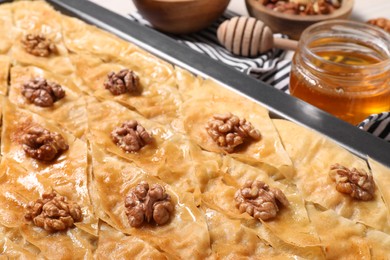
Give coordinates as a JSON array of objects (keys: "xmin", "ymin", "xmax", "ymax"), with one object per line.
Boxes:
[{"xmin": 246, "ymin": 0, "xmax": 354, "ymax": 40}]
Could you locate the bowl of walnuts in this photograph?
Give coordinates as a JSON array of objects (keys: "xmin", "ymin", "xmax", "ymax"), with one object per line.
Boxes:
[{"xmin": 246, "ymin": 0, "xmax": 354, "ymax": 40}]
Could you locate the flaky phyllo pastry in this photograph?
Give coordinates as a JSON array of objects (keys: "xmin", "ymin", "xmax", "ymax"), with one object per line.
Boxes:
[{"xmin": 0, "ymin": 1, "xmax": 389, "ymax": 259}]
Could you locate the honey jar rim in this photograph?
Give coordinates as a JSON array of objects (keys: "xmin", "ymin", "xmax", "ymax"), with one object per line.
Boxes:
[{"xmin": 298, "ymin": 19, "xmax": 390, "ymax": 71}]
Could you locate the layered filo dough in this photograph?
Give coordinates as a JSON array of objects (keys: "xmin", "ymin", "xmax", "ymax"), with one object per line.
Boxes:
[
  {"xmin": 9, "ymin": 1, "xmax": 74, "ymax": 75},
  {"xmin": 1, "ymin": 100, "xmax": 97, "ymax": 235},
  {"xmin": 91, "ymin": 145, "xmax": 211, "ymax": 259},
  {"xmin": 179, "ymin": 74, "xmax": 294, "ymax": 178},
  {"xmin": 0, "ymin": 1, "xmax": 389, "ymax": 259},
  {"xmin": 273, "ymin": 119, "xmax": 390, "ymax": 234},
  {"xmin": 0, "ymin": 56, "xmax": 10, "ymax": 95},
  {"xmin": 87, "ymin": 99, "xmax": 191, "ymax": 174},
  {"xmin": 9, "ymin": 66, "xmax": 87, "ymax": 138},
  {"xmin": 61, "ymin": 14, "xmax": 138, "ymax": 62},
  {"xmin": 0, "ymin": 4, "xmax": 13, "ymax": 54},
  {"xmin": 202, "ymin": 156, "xmax": 324, "ymax": 258},
  {"xmin": 70, "ymin": 52, "xmax": 181, "ymax": 125},
  {"xmin": 95, "ymin": 223, "xmax": 167, "ymax": 260},
  {"xmin": 306, "ymin": 203, "xmax": 390, "ymax": 259},
  {"xmin": 0, "ymin": 101, "xmax": 97, "ymax": 259}
]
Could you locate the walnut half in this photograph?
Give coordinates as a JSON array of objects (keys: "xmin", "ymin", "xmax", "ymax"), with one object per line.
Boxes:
[
  {"xmin": 329, "ymin": 164, "xmax": 375, "ymax": 201},
  {"xmin": 235, "ymin": 180, "xmax": 289, "ymax": 221},
  {"xmin": 263, "ymin": 0, "xmax": 341, "ymax": 15},
  {"xmin": 367, "ymin": 18, "xmax": 390, "ymax": 33},
  {"xmin": 22, "ymin": 126, "xmax": 69, "ymax": 161},
  {"xmin": 22, "ymin": 77, "xmax": 66, "ymax": 107},
  {"xmin": 25, "ymin": 191, "xmax": 83, "ymax": 232},
  {"xmin": 22, "ymin": 33, "xmax": 57, "ymax": 57},
  {"xmin": 124, "ymin": 181, "xmax": 174, "ymax": 228},
  {"xmin": 206, "ymin": 113, "xmax": 261, "ymax": 153},
  {"xmin": 104, "ymin": 69, "xmax": 140, "ymax": 95},
  {"xmin": 111, "ymin": 120, "xmax": 153, "ymax": 153}
]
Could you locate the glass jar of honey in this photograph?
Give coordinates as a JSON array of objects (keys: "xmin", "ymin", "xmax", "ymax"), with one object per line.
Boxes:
[{"xmin": 290, "ymin": 20, "xmax": 390, "ymax": 125}]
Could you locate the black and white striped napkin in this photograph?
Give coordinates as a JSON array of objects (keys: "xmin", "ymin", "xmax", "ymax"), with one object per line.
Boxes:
[{"xmin": 128, "ymin": 11, "xmax": 390, "ymax": 142}]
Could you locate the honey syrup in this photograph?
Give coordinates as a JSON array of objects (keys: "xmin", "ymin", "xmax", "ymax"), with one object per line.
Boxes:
[{"xmin": 290, "ymin": 49, "xmax": 390, "ymax": 125}]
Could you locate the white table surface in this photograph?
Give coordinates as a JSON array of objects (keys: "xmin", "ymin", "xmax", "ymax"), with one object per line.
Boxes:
[{"xmin": 90, "ymin": 0, "xmax": 390, "ymax": 22}]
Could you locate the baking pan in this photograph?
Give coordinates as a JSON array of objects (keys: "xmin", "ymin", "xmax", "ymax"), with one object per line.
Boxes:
[{"xmin": 5, "ymin": 0, "xmax": 390, "ymax": 167}]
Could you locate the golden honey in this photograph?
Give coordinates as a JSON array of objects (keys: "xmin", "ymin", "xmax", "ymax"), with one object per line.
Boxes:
[{"xmin": 290, "ymin": 21, "xmax": 390, "ymax": 125}]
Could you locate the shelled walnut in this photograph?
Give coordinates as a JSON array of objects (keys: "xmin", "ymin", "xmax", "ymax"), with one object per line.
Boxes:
[
  {"xmin": 367, "ymin": 18, "xmax": 390, "ymax": 33},
  {"xmin": 22, "ymin": 33, "xmax": 57, "ymax": 57},
  {"xmin": 329, "ymin": 164, "xmax": 375, "ymax": 201},
  {"xmin": 22, "ymin": 77, "xmax": 66, "ymax": 107},
  {"xmin": 22, "ymin": 126, "xmax": 69, "ymax": 161},
  {"xmin": 124, "ymin": 181, "xmax": 174, "ymax": 227},
  {"xmin": 235, "ymin": 180, "xmax": 289, "ymax": 221},
  {"xmin": 262, "ymin": 0, "xmax": 341, "ymax": 15},
  {"xmin": 206, "ymin": 113, "xmax": 261, "ymax": 153},
  {"xmin": 104, "ymin": 69, "xmax": 140, "ymax": 95},
  {"xmin": 111, "ymin": 120, "xmax": 153, "ymax": 153},
  {"xmin": 25, "ymin": 191, "xmax": 83, "ymax": 232}
]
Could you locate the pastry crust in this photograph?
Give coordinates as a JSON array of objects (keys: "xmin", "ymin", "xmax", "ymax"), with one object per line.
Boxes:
[
  {"xmin": 305, "ymin": 204, "xmax": 371, "ymax": 259},
  {"xmin": 203, "ymin": 207, "xmax": 302, "ymax": 259},
  {"xmin": 0, "ymin": 4, "xmax": 13, "ymax": 54},
  {"xmin": 91, "ymin": 144, "xmax": 211, "ymax": 259},
  {"xmin": 202, "ymin": 156, "xmax": 322, "ymax": 251},
  {"xmin": 0, "ymin": 100, "xmax": 97, "ymax": 236},
  {"xmin": 306, "ymin": 203, "xmax": 390, "ymax": 258},
  {"xmin": 9, "ymin": 65, "xmax": 87, "ymax": 138},
  {"xmin": 0, "ymin": 56, "xmax": 9, "ymax": 95},
  {"xmin": 61, "ymin": 15, "xmax": 138, "ymax": 62},
  {"xmin": 71, "ymin": 53, "xmax": 180, "ymax": 125},
  {"xmin": 369, "ymin": 158, "xmax": 390, "ymax": 216},
  {"xmin": 0, "ymin": 159, "xmax": 97, "ymax": 259},
  {"xmin": 10, "ymin": 1, "xmax": 74, "ymax": 74},
  {"xmin": 95, "ymin": 223, "xmax": 168, "ymax": 260},
  {"xmin": 0, "ymin": 1, "xmax": 388, "ymax": 258},
  {"xmin": 87, "ymin": 98, "xmax": 165, "ymax": 170},
  {"xmin": 273, "ymin": 119, "xmax": 390, "ymax": 234},
  {"xmin": 180, "ymin": 78, "xmax": 293, "ymax": 177},
  {"xmin": 0, "ymin": 224, "xmax": 42, "ymax": 258}
]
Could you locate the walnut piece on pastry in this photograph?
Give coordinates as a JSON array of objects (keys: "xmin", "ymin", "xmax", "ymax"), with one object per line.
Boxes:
[
  {"xmin": 329, "ymin": 164, "xmax": 375, "ymax": 201},
  {"xmin": 25, "ymin": 191, "xmax": 83, "ymax": 232},
  {"xmin": 22, "ymin": 126, "xmax": 69, "ymax": 161},
  {"xmin": 11, "ymin": 2, "xmax": 75, "ymax": 75},
  {"xmin": 181, "ymin": 80, "xmax": 293, "ymax": 175},
  {"xmin": 21, "ymin": 33, "xmax": 57, "ymax": 57},
  {"xmin": 206, "ymin": 112, "xmax": 261, "ymax": 153},
  {"xmin": 124, "ymin": 181, "xmax": 174, "ymax": 227},
  {"xmin": 235, "ymin": 180, "xmax": 289, "ymax": 221},
  {"xmin": 9, "ymin": 66, "xmax": 87, "ymax": 138},
  {"xmin": 111, "ymin": 120, "xmax": 153, "ymax": 153},
  {"xmin": 104, "ymin": 69, "xmax": 140, "ymax": 95},
  {"xmin": 273, "ymin": 119, "xmax": 390, "ymax": 233},
  {"xmin": 22, "ymin": 77, "xmax": 65, "ymax": 107},
  {"xmin": 90, "ymin": 145, "xmax": 211, "ymax": 258}
]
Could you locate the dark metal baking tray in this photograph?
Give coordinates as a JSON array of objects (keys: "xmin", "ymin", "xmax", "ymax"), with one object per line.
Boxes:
[{"xmin": 4, "ymin": 0, "xmax": 389, "ymax": 167}]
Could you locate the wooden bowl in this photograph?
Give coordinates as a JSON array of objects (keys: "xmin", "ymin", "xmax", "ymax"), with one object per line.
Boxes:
[
  {"xmin": 245, "ymin": 0, "xmax": 354, "ymax": 40},
  {"xmin": 133, "ymin": 0, "xmax": 231, "ymax": 34}
]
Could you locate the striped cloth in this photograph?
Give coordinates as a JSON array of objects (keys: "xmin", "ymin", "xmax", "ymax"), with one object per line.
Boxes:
[
  {"xmin": 358, "ymin": 112, "xmax": 390, "ymax": 141},
  {"xmin": 128, "ymin": 11, "xmax": 390, "ymax": 142}
]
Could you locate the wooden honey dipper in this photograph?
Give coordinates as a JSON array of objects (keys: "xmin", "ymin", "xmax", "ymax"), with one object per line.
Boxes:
[{"xmin": 217, "ymin": 16, "xmax": 298, "ymax": 57}]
